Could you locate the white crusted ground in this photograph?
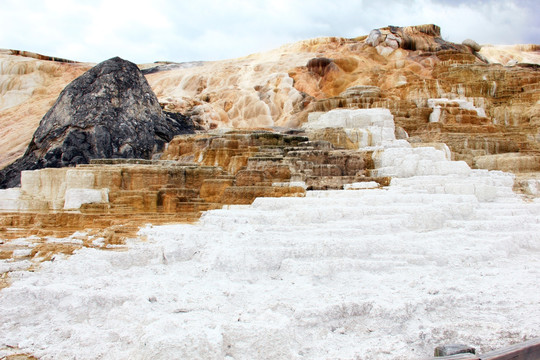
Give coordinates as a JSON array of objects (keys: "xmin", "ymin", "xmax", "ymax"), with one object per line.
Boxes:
[{"xmin": 1, "ymin": 168, "xmax": 539, "ymax": 359}]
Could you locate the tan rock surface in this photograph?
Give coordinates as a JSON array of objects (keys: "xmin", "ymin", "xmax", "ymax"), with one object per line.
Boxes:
[
  {"xmin": 0, "ymin": 50, "xmax": 91, "ymax": 169},
  {"xmin": 1, "ymin": 129, "xmax": 382, "ymax": 241},
  {"xmin": 479, "ymin": 44, "xmax": 540, "ymax": 65}
]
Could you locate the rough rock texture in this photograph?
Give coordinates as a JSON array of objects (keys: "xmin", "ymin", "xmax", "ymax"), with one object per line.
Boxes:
[
  {"xmin": 162, "ymin": 130, "xmax": 384, "ymax": 192},
  {"xmin": 434, "ymin": 344, "xmax": 476, "ymax": 357},
  {"xmin": 0, "ymin": 57, "xmax": 193, "ymax": 189},
  {"xmin": 389, "ymin": 24, "xmax": 468, "ymax": 52}
]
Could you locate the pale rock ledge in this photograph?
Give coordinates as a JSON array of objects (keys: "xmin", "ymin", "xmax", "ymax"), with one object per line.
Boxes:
[
  {"xmin": 63, "ymin": 188, "xmax": 109, "ymax": 210},
  {"xmin": 303, "ymin": 108, "xmax": 406, "ymax": 149},
  {"xmin": 428, "ymin": 98, "xmax": 487, "ymax": 123}
]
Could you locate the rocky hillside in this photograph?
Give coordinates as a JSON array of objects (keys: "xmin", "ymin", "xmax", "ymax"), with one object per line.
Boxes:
[
  {"xmin": 1, "ymin": 24, "xmax": 539, "ymax": 175},
  {"xmin": 145, "ymin": 25, "xmax": 540, "ymax": 130}
]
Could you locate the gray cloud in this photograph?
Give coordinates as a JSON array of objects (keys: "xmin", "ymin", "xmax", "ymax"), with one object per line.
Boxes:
[{"xmin": 0, "ymin": 0, "xmax": 537, "ymax": 64}]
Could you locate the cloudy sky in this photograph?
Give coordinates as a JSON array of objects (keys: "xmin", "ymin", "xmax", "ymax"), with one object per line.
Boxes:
[{"xmin": 1, "ymin": 0, "xmax": 538, "ymax": 64}]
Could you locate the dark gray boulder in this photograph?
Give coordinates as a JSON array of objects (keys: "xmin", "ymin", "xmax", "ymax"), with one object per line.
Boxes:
[{"xmin": 0, "ymin": 56, "xmax": 194, "ymax": 189}]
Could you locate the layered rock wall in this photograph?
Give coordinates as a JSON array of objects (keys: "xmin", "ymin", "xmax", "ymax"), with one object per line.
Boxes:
[
  {"xmin": 294, "ymin": 51, "xmax": 540, "ymax": 171},
  {"xmin": 1, "ymin": 108, "xmax": 538, "ymax": 286}
]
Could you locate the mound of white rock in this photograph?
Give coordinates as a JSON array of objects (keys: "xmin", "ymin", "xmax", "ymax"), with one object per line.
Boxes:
[
  {"xmin": 305, "ymin": 108, "xmax": 517, "ymax": 202},
  {"xmin": 304, "ymin": 108, "xmax": 403, "ymax": 149}
]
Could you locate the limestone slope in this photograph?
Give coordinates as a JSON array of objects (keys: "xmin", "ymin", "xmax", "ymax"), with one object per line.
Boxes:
[{"xmin": 1, "ymin": 171, "xmax": 538, "ymax": 359}]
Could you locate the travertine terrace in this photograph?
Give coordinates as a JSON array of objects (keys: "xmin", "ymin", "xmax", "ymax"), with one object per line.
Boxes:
[
  {"xmin": 0, "ymin": 128, "xmax": 383, "ymax": 240},
  {"xmin": 1, "ymin": 109, "xmax": 539, "ymax": 359}
]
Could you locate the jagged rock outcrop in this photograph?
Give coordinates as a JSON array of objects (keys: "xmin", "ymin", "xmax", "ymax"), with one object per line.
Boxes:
[
  {"xmin": 462, "ymin": 39, "xmax": 481, "ymax": 52},
  {"xmin": 366, "ymin": 24, "xmax": 464, "ymax": 53},
  {"xmin": 389, "ymin": 24, "xmax": 468, "ymax": 52},
  {"xmin": 0, "ymin": 57, "xmax": 194, "ymax": 189}
]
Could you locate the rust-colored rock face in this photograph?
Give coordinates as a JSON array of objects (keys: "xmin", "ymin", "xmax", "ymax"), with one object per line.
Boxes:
[
  {"xmin": 142, "ymin": 24, "xmax": 539, "ymax": 137},
  {"xmin": 284, "ymin": 27, "xmax": 540, "ymax": 172},
  {"xmin": 163, "ymin": 131, "xmax": 384, "ymax": 193}
]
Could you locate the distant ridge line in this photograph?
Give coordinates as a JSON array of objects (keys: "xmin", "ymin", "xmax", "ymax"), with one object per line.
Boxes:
[{"xmin": 7, "ymin": 49, "xmax": 79, "ymax": 63}]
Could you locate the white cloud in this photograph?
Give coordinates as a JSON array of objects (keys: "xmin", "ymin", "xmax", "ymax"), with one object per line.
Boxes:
[{"xmin": 0, "ymin": 0, "xmax": 537, "ymax": 64}]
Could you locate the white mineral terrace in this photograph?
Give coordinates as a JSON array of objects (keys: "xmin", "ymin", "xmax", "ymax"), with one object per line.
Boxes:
[
  {"xmin": 1, "ymin": 109, "xmax": 539, "ymax": 359},
  {"xmin": 305, "ymin": 108, "xmax": 398, "ymax": 149}
]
